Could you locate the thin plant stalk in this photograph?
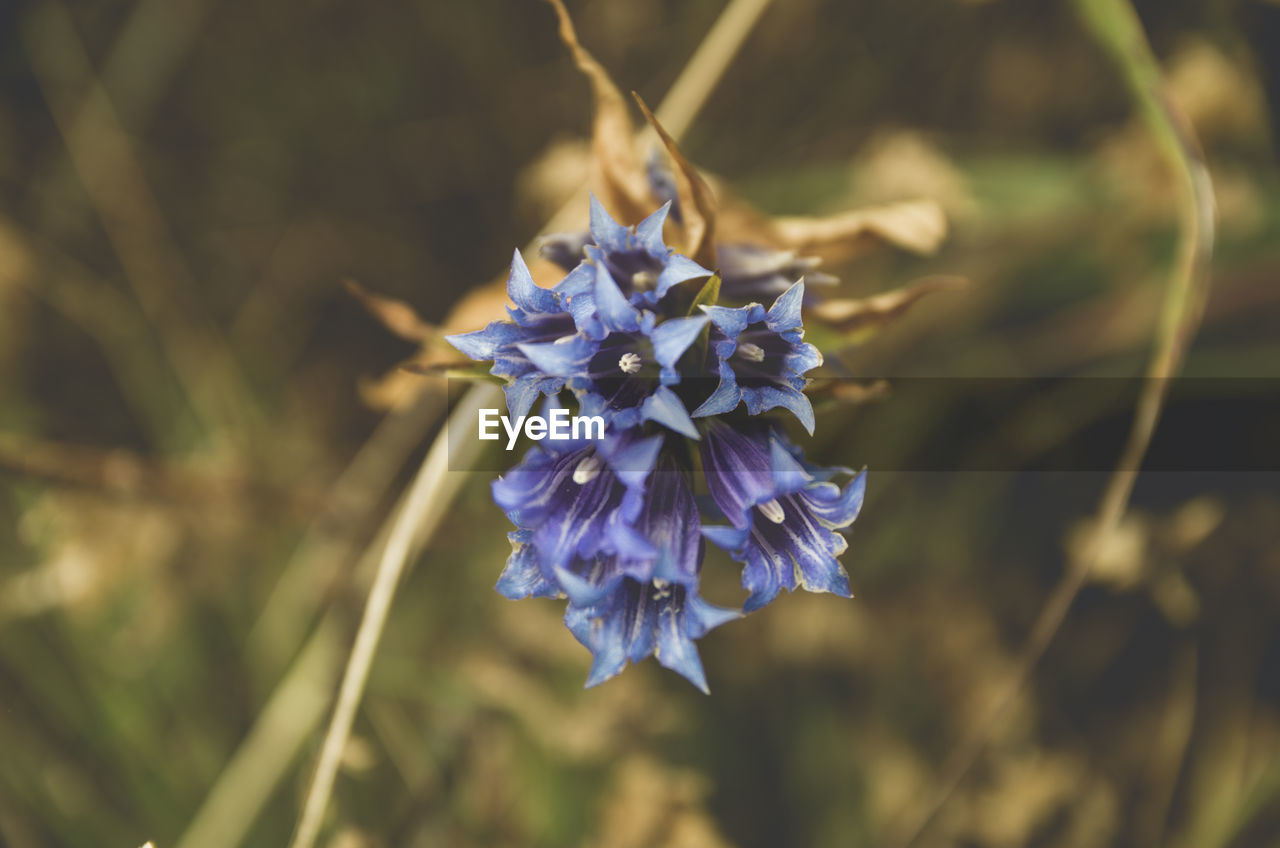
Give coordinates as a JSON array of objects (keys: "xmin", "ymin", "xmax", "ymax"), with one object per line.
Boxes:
[
  {"xmin": 288, "ymin": 384, "xmax": 500, "ymax": 848},
  {"xmin": 25, "ymin": 0, "xmax": 261, "ymax": 452},
  {"xmin": 889, "ymin": 0, "xmax": 1215, "ymax": 844}
]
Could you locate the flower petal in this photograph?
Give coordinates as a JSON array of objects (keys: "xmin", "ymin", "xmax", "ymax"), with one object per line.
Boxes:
[
  {"xmin": 592, "ymin": 258, "xmax": 641, "ymax": 334},
  {"xmin": 516, "ymin": 334, "xmax": 596, "ymax": 377},
  {"xmin": 507, "ymin": 248, "xmax": 559, "ymax": 315},
  {"xmin": 650, "ymin": 314, "xmax": 708, "ymax": 380},
  {"xmin": 633, "ymin": 201, "xmax": 672, "ymax": 256},
  {"xmin": 445, "ymin": 321, "xmax": 526, "ymax": 362},
  {"xmin": 654, "ymin": 253, "xmax": 712, "ymax": 300},
  {"xmin": 765, "ymin": 280, "xmax": 805, "ymax": 331},
  {"xmin": 640, "ymin": 385, "xmax": 699, "ymax": 439},
  {"xmin": 495, "ymin": 530, "xmax": 560, "ymax": 599},
  {"xmin": 589, "ymin": 194, "xmax": 631, "ymax": 253}
]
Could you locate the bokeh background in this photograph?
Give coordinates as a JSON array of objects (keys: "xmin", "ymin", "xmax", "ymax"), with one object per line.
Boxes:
[{"xmin": 2, "ymin": 1, "xmax": 1279, "ymax": 846}]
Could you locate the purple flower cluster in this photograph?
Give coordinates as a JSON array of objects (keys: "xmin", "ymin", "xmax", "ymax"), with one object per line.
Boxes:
[{"xmin": 448, "ymin": 198, "xmax": 865, "ymax": 692}]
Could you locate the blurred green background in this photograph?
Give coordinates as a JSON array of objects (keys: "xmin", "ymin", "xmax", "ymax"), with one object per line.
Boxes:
[{"xmin": 2, "ymin": 1, "xmax": 1279, "ymax": 846}]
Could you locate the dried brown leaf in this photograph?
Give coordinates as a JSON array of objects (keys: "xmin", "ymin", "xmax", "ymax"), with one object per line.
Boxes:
[
  {"xmin": 809, "ymin": 275, "xmax": 968, "ymax": 334},
  {"xmin": 632, "ymin": 93, "xmax": 719, "ymax": 267},
  {"xmin": 360, "ymin": 254, "xmax": 569, "ymax": 411},
  {"xmin": 771, "ymin": 198, "xmax": 948, "ymax": 258},
  {"xmin": 343, "ymin": 278, "xmax": 436, "ymax": 344},
  {"xmin": 544, "ymin": 0, "xmax": 651, "ymax": 223}
]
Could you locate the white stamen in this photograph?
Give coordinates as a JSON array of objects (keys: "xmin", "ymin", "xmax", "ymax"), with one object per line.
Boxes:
[
  {"xmin": 573, "ymin": 453, "xmax": 605, "ymax": 484},
  {"xmin": 758, "ymin": 498, "xmax": 785, "ymax": 524},
  {"xmin": 736, "ymin": 342, "xmax": 766, "ymax": 362},
  {"xmin": 618, "ymin": 352, "xmax": 642, "ymax": 374},
  {"xmin": 632, "ymin": 270, "xmax": 658, "ymax": 290}
]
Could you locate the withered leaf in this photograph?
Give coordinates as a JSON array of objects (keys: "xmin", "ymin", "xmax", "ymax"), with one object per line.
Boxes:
[
  {"xmin": 809, "ymin": 275, "xmax": 968, "ymax": 338},
  {"xmin": 343, "ymin": 278, "xmax": 437, "ymax": 344},
  {"xmin": 544, "ymin": 0, "xmax": 651, "ymax": 224},
  {"xmin": 632, "ymin": 92, "xmax": 719, "ymax": 268},
  {"xmin": 771, "ymin": 199, "xmax": 948, "ymax": 259}
]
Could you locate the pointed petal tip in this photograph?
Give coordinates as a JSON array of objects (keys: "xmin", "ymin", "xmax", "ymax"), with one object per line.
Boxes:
[{"xmin": 584, "ymin": 657, "xmax": 625, "ymax": 690}]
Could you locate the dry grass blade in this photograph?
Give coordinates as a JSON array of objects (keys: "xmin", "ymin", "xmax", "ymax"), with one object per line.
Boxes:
[
  {"xmin": 632, "ymin": 92, "xmax": 719, "ymax": 267},
  {"xmin": 177, "ymin": 620, "xmax": 343, "ymax": 848},
  {"xmin": 287, "ymin": 384, "xmax": 500, "ymax": 848},
  {"xmin": 647, "ymin": 0, "xmax": 775, "ymax": 142},
  {"xmin": 888, "ymin": 0, "xmax": 1215, "ymax": 844}
]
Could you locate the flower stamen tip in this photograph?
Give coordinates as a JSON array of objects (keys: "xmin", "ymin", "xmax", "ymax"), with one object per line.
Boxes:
[
  {"xmin": 618, "ymin": 352, "xmax": 643, "ymax": 374},
  {"xmin": 758, "ymin": 498, "xmax": 786, "ymax": 524},
  {"xmin": 572, "ymin": 453, "xmax": 605, "ymax": 484}
]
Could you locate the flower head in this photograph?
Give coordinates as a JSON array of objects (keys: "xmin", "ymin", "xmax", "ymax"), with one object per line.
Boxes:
[
  {"xmin": 693, "ymin": 281, "xmax": 824, "ymax": 434},
  {"xmin": 565, "ymin": 576, "xmax": 738, "ymax": 693},
  {"xmin": 492, "ymin": 424, "xmax": 661, "ymax": 576},
  {"xmin": 560, "ymin": 454, "xmax": 738, "ymax": 692},
  {"xmin": 540, "ymin": 183, "xmax": 837, "ymax": 308},
  {"xmin": 516, "ymin": 226, "xmax": 712, "ymax": 439},
  {"xmin": 553, "ymin": 198, "xmax": 711, "ymax": 330},
  {"xmin": 447, "ymin": 190, "xmax": 873, "ymax": 691},
  {"xmin": 445, "ymin": 249, "xmax": 576, "ymax": 418},
  {"xmin": 700, "ymin": 421, "xmax": 866, "ymax": 613},
  {"xmin": 446, "ymin": 192, "xmax": 873, "ymax": 691}
]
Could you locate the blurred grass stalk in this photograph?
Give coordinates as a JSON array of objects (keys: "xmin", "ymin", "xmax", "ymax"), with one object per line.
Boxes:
[
  {"xmin": 890, "ymin": 0, "xmax": 1215, "ymax": 845},
  {"xmin": 171, "ymin": 2, "xmax": 779, "ymax": 847},
  {"xmin": 25, "ymin": 0, "xmax": 262, "ymax": 457}
]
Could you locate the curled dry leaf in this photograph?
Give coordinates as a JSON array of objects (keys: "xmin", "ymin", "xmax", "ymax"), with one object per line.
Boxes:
[
  {"xmin": 358, "ymin": 255, "xmax": 568, "ymax": 410},
  {"xmin": 770, "ymin": 198, "xmax": 948, "ymax": 259},
  {"xmin": 632, "ymin": 92, "xmax": 718, "ymax": 268},
  {"xmin": 343, "ymin": 278, "xmax": 437, "ymax": 344},
  {"xmin": 809, "ymin": 275, "xmax": 968, "ymax": 336}
]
